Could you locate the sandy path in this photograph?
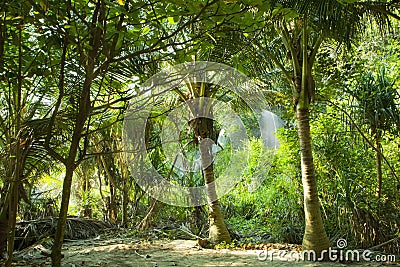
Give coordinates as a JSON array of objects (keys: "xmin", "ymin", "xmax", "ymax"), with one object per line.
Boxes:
[{"xmin": 11, "ymin": 239, "xmax": 400, "ymax": 267}]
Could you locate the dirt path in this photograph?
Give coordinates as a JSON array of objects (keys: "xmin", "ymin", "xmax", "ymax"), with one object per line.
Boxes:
[{"xmin": 11, "ymin": 238, "xmax": 400, "ymax": 267}]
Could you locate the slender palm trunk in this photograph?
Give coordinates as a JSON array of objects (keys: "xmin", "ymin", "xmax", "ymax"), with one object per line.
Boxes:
[
  {"xmin": 297, "ymin": 107, "xmax": 330, "ymax": 255},
  {"xmin": 195, "ymin": 117, "xmax": 231, "ymax": 245},
  {"xmin": 109, "ymin": 183, "xmax": 117, "ymax": 222}
]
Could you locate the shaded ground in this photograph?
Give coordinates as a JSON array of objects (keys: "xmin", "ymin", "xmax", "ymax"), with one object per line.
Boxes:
[{"xmin": 10, "ymin": 237, "xmax": 400, "ymax": 267}]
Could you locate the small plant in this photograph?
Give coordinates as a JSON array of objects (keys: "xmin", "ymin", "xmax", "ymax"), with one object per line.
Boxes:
[{"xmin": 214, "ymin": 241, "xmax": 236, "ymax": 249}]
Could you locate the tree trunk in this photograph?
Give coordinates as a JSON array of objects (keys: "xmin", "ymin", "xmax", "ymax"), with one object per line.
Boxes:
[
  {"xmin": 51, "ymin": 164, "xmax": 75, "ymax": 266},
  {"xmin": 122, "ymin": 178, "xmax": 129, "ymax": 227},
  {"xmin": 5, "ymin": 24, "xmax": 23, "ymax": 266},
  {"xmin": 50, "ymin": 2, "xmax": 102, "ymax": 264},
  {"xmin": 194, "ymin": 117, "xmax": 231, "ymax": 245},
  {"xmin": 203, "ymin": 158, "xmax": 231, "ymax": 244},
  {"xmin": 99, "ymin": 154, "xmax": 119, "ymax": 222},
  {"xmin": 5, "ymin": 178, "xmax": 18, "ymax": 267},
  {"xmin": 137, "ymin": 197, "xmax": 158, "ymax": 231},
  {"xmin": 120, "ymin": 155, "xmax": 130, "ymax": 227},
  {"xmin": 109, "ymin": 183, "xmax": 117, "ymax": 222},
  {"xmin": 376, "ymin": 131, "xmax": 382, "ymax": 198},
  {"xmin": 0, "ymin": 164, "xmax": 12, "ymax": 257},
  {"xmin": 51, "ymin": 75, "xmax": 92, "ymax": 267},
  {"xmin": 297, "ymin": 107, "xmax": 330, "ymax": 255}
]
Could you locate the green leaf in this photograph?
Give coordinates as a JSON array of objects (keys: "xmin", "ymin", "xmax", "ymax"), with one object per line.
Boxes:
[
  {"xmin": 142, "ymin": 27, "xmax": 150, "ymax": 35},
  {"xmin": 167, "ymin": 17, "xmax": 176, "ymax": 24},
  {"xmin": 282, "ymin": 8, "xmax": 299, "ymax": 20},
  {"xmin": 115, "ymin": 32, "xmax": 124, "ymax": 51}
]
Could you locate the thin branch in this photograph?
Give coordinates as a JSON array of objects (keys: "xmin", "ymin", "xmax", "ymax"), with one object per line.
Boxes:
[
  {"xmin": 309, "ymin": 32, "xmax": 324, "ymax": 68},
  {"xmin": 44, "ymin": 33, "xmax": 69, "ymax": 165},
  {"xmin": 93, "ymin": 0, "xmax": 220, "ymax": 78},
  {"xmin": 368, "ymin": 236, "xmax": 400, "ymax": 251},
  {"xmin": 280, "ymin": 20, "xmax": 301, "ymax": 77}
]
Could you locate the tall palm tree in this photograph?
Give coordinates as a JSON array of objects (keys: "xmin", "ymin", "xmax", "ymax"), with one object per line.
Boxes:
[
  {"xmin": 246, "ymin": 0, "xmax": 398, "ymax": 255},
  {"xmin": 126, "ymin": 13, "xmax": 261, "ymax": 243},
  {"xmin": 164, "ymin": 21, "xmax": 254, "ymax": 245},
  {"xmin": 173, "ymin": 82, "xmax": 232, "ymax": 245}
]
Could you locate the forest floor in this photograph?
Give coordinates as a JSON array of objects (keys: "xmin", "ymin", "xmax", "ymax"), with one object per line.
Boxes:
[{"xmin": 10, "ymin": 236, "xmax": 400, "ymax": 267}]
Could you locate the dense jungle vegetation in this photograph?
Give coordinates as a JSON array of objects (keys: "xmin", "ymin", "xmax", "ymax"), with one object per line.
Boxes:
[{"xmin": 0, "ymin": 0, "xmax": 399, "ymax": 266}]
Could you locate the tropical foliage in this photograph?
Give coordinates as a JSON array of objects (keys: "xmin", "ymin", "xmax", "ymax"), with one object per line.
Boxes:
[{"xmin": 0, "ymin": 0, "xmax": 399, "ymax": 266}]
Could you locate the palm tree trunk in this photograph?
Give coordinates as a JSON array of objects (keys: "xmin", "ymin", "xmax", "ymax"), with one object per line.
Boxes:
[
  {"xmin": 297, "ymin": 107, "xmax": 330, "ymax": 255},
  {"xmin": 195, "ymin": 117, "xmax": 231, "ymax": 245}
]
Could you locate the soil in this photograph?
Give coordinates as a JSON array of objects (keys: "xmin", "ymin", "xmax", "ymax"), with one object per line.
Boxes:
[{"xmin": 9, "ymin": 237, "xmax": 400, "ymax": 267}]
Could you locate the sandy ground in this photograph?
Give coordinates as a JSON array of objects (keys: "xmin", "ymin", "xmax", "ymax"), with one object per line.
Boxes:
[{"xmin": 10, "ymin": 238, "xmax": 400, "ymax": 267}]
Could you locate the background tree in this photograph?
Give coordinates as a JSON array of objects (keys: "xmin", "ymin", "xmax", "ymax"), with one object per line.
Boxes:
[
  {"xmin": 0, "ymin": 1, "xmax": 55, "ymax": 264},
  {"xmin": 351, "ymin": 69, "xmax": 400, "ymax": 198}
]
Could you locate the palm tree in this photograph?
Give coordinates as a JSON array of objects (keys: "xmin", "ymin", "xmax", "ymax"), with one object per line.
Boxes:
[
  {"xmin": 174, "ymin": 83, "xmax": 232, "ymax": 245},
  {"xmin": 125, "ymin": 18, "xmax": 259, "ymax": 243},
  {"xmin": 246, "ymin": 0, "xmax": 398, "ymax": 254},
  {"xmin": 164, "ymin": 22, "xmax": 255, "ymax": 245}
]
